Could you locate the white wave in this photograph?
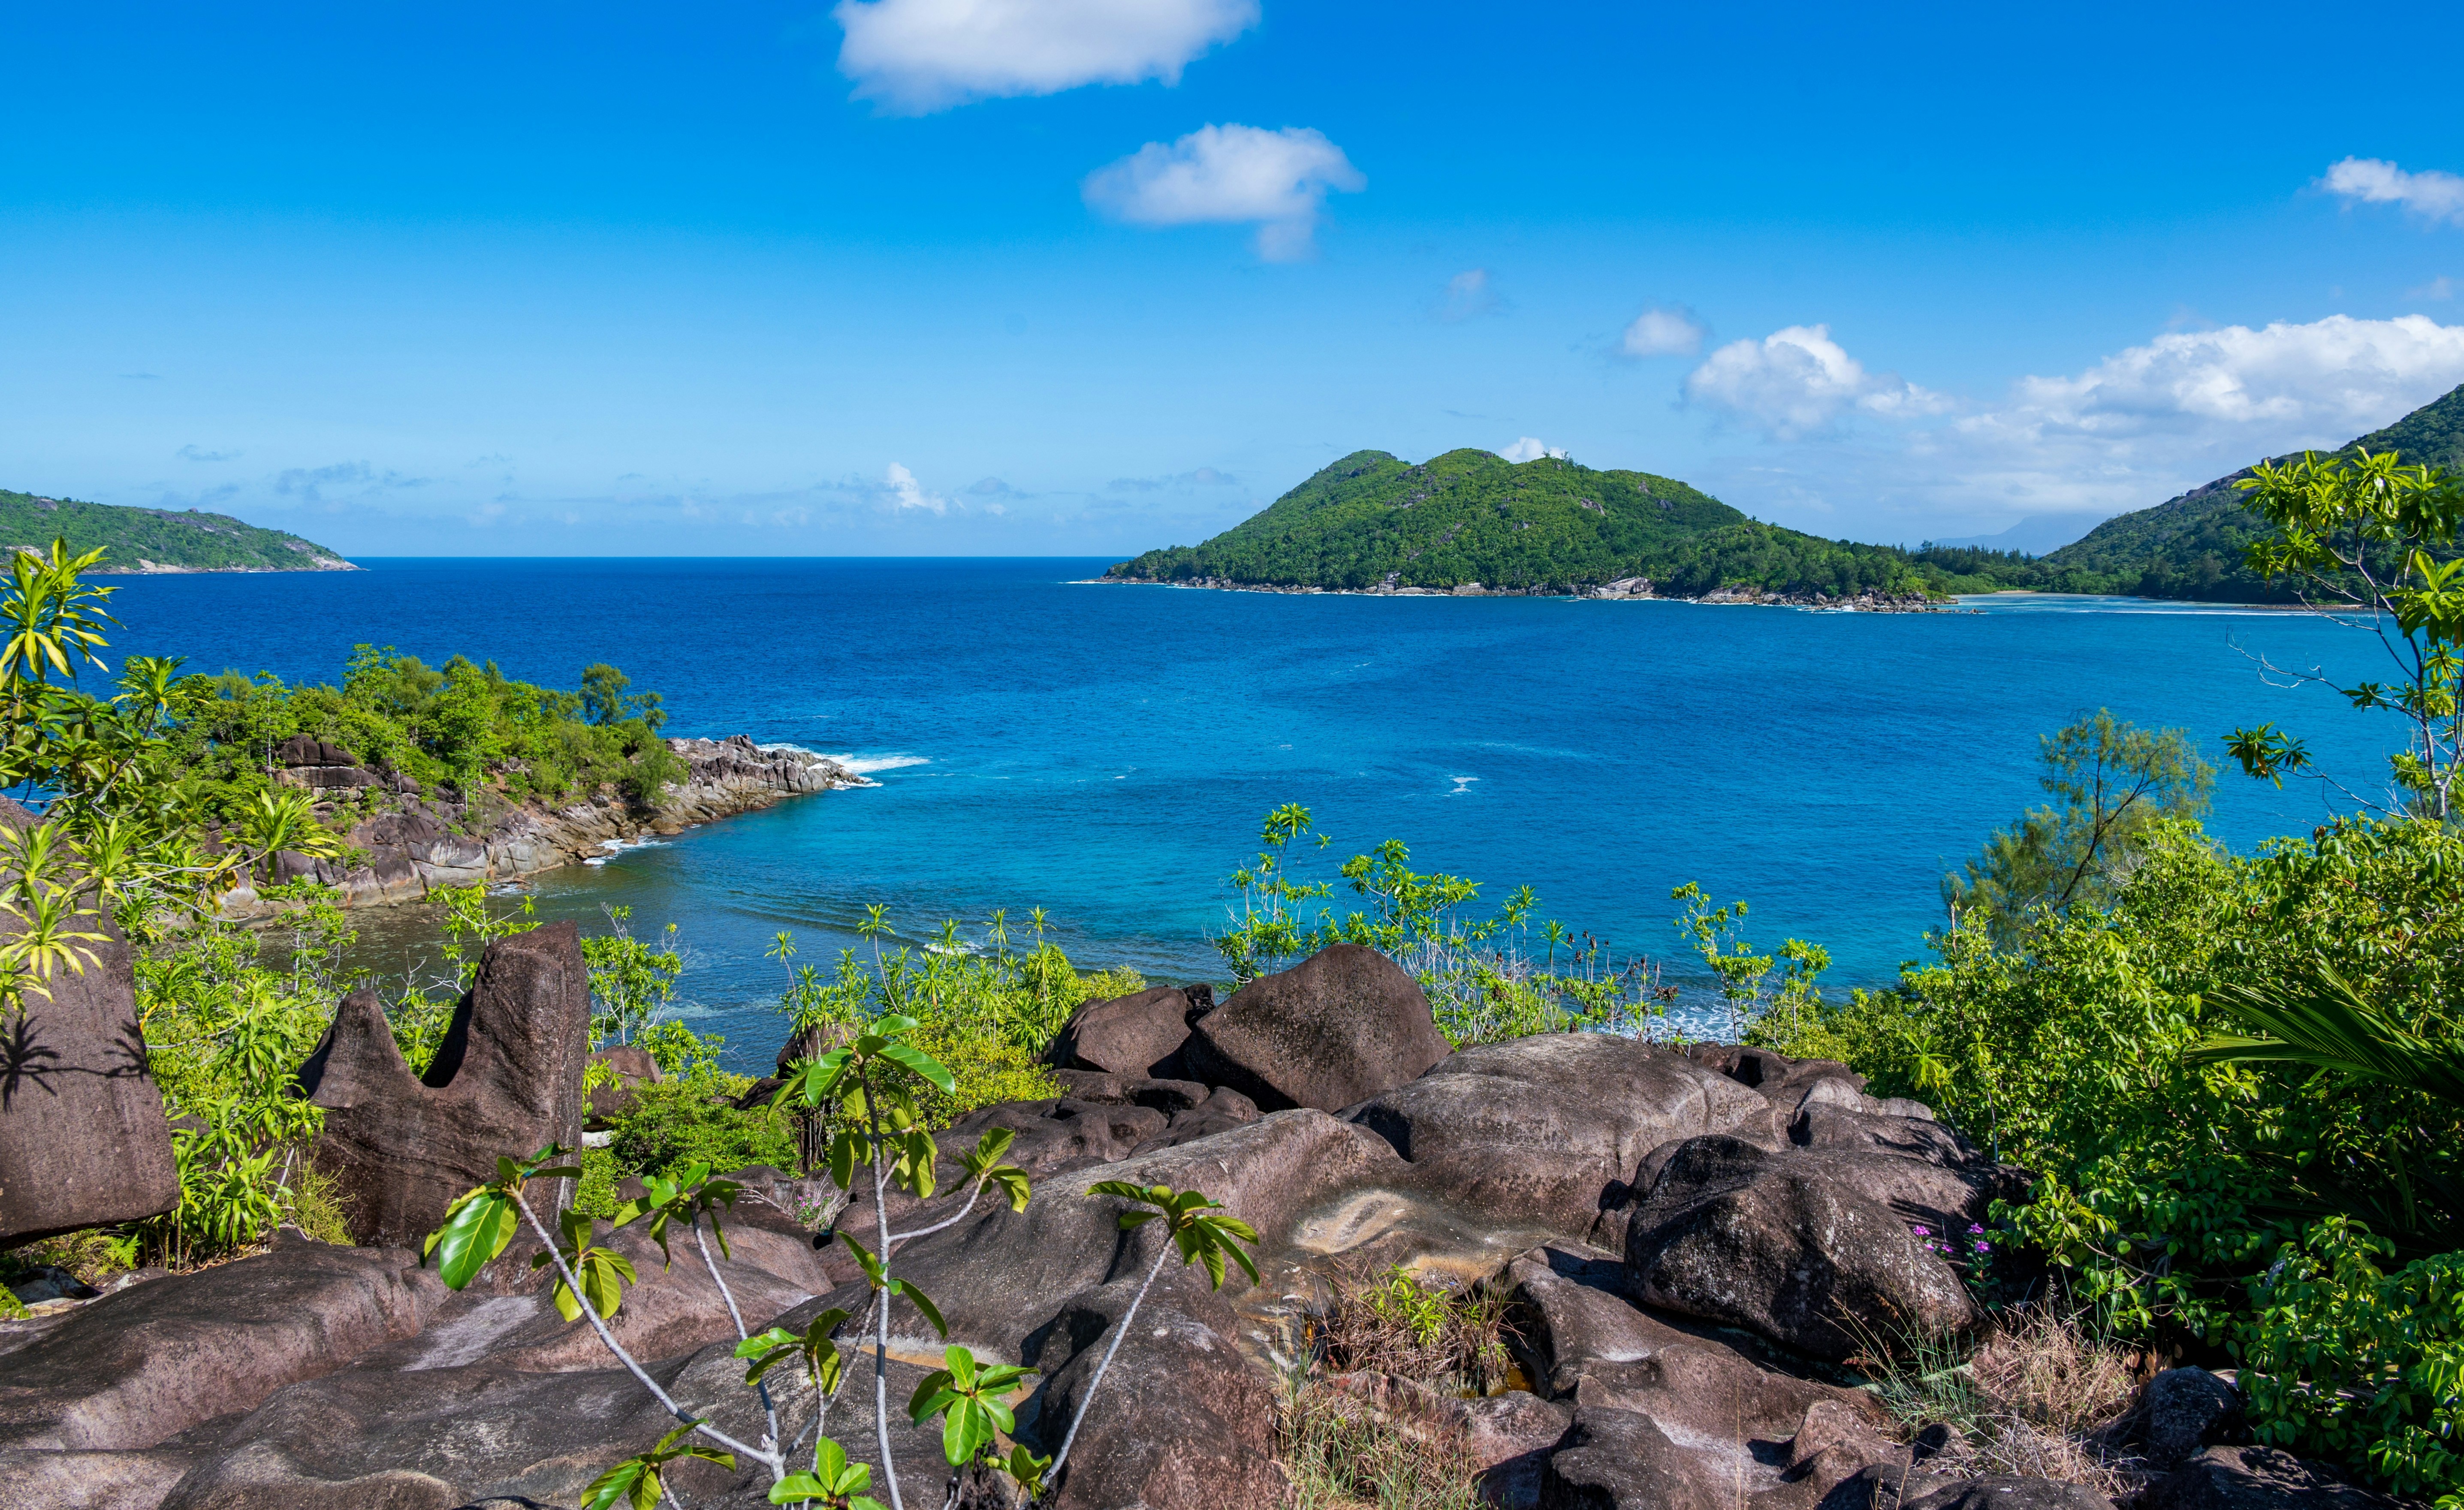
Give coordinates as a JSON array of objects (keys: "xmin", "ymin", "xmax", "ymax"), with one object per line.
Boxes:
[
  {"xmin": 757, "ymin": 742, "xmax": 932, "ymax": 776},
  {"xmin": 1448, "ymin": 775, "xmax": 1480, "ymax": 796}
]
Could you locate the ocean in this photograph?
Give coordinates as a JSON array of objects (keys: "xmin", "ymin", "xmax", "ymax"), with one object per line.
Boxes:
[{"xmin": 105, "ymin": 558, "xmax": 2407, "ymax": 1066}]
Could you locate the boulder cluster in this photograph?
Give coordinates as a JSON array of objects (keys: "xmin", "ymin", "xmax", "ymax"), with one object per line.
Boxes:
[{"xmin": 0, "ymin": 931, "xmax": 2401, "ymax": 1509}]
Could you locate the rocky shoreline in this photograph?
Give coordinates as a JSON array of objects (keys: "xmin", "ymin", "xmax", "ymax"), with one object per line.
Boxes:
[
  {"xmin": 1092, "ymin": 574, "xmax": 1948, "ymax": 612},
  {"xmin": 220, "ymin": 734, "xmax": 867, "ymax": 919}
]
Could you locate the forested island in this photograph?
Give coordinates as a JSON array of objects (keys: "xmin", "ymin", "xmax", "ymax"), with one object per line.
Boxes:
[
  {"xmin": 1107, "ymin": 381, "xmax": 2464, "ymax": 603},
  {"xmin": 1, "ymin": 489, "xmax": 355, "ymax": 573}
]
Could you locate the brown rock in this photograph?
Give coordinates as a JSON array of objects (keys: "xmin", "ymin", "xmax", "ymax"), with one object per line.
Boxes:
[
  {"xmin": 585, "ymin": 1044, "xmax": 660, "ymax": 1126},
  {"xmin": 1182, "ymin": 943, "xmax": 1451, "ymax": 1112},
  {"xmin": 295, "ymin": 923, "xmax": 592, "ymax": 1248},
  {"xmin": 0, "ymin": 796, "xmax": 179, "ymax": 1245},
  {"xmin": 1044, "ymin": 985, "xmax": 1201, "ymax": 1078}
]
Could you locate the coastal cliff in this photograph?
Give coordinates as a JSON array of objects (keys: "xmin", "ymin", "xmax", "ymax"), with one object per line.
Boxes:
[{"xmin": 219, "ymin": 734, "xmax": 862, "ymax": 917}]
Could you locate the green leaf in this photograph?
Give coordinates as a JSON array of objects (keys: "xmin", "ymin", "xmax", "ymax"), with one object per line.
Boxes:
[
  {"xmin": 894, "ymin": 1277, "xmax": 949, "ymax": 1338},
  {"xmin": 579, "ymin": 1454, "xmax": 657, "ymax": 1510},
  {"xmin": 426, "ymin": 1186, "xmax": 518, "ymax": 1290},
  {"xmin": 877, "ymin": 1040, "xmax": 957, "ymax": 1093},
  {"xmin": 839, "ymin": 1231, "xmax": 887, "ymax": 1287},
  {"xmin": 992, "ymin": 1168, "xmax": 1031, "ymax": 1212}
]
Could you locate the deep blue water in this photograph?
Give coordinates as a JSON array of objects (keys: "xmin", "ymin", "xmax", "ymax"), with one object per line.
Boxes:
[{"xmin": 103, "ymin": 560, "xmax": 2407, "ymax": 1066}]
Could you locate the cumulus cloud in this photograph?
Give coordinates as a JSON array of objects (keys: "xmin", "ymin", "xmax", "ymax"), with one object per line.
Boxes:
[
  {"xmin": 884, "ymin": 462, "xmax": 947, "ymax": 514},
  {"xmin": 1695, "ymin": 313, "xmax": 2464, "ymax": 537},
  {"xmin": 1083, "ymin": 123, "xmax": 1364, "ymax": 261},
  {"xmin": 1683, "ymin": 325, "xmax": 1947, "ymax": 439},
  {"xmin": 835, "ymin": 0, "xmax": 1257, "ymax": 113},
  {"xmin": 1498, "ymin": 437, "xmax": 1567, "ymax": 462},
  {"xmin": 2321, "ymin": 157, "xmax": 2464, "ymax": 226},
  {"xmin": 1620, "ymin": 305, "xmax": 1704, "ymax": 358},
  {"xmin": 1436, "ymin": 268, "xmax": 1502, "ymax": 323}
]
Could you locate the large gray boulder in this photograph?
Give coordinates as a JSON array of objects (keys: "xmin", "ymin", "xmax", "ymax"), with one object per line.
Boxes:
[
  {"xmin": 1538, "ymin": 1405, "xmax": 1725, "ymax": 1510},
  {"xmin": 1181, "ymin": 943, "xmax": 1450, "ymax": 1112},
  {"xmin": 1623, "ymin": 1136, "xmax": 1979, "ymax": 1360},
  {"xmin": 1016, "ymin": 1272, "xmax": 1282, "ymax": 1510},
  {"xmin": 1500, "ymin": 1242, "xmax": 1897, "ymax": 1504},
  {"xmin": 0, "ymin": 1234, "xmax": 442, "ymax": 1453},
  {"xmin": 1348, "ymin": 1034, "xmax": 1768, "ymax": 1248},
  {"xmin": 1044, "ymin": 986, "xmax": 1204, "ymax": 1079},
  {"xmin": 2143, "ymin": 1444, "xmax": 2406, "ymax": 1510},
  {"xmin": 295, "ymin": 923, "xmax": 592, "ymax": 1248},
  {"xmin": 0, "ymin": 796, "xmax": 180, "ymax": 1245}
]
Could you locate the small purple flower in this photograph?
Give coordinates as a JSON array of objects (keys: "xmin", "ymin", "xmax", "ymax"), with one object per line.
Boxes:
[
  {"xmin": 1973, "ymin": 1241, "xmax": 1990, "ymax": 1254},
  {"xmin": 1910, "ymin": 1224, "xmax": 1932, "ymax": 1237},
  {"xmin": 1968, "ymin": 1224, "xmax": 1985, "ymax": 1235}
]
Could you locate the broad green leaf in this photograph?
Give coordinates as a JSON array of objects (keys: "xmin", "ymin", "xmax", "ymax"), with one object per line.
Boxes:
[
  {"xmin": 877, "ymin": 1041, "xmax": 957, "ymax": 1093},
  {"xmin": 427, "ymin": 1187, "xmax": 517, "ymax": 1290},
  {"xmin": 579, "ymin": 1455, "xmax": 656, "ymax": 1510},
  {"xmin": 894, "ymin": 1278, "xmax": 949, "ymax": 1338}
]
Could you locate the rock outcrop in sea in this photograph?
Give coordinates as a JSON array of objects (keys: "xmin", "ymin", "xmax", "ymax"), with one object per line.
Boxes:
[
  {"xmin": 0, "ymin": 938, "xmax": 2366, "ymax": 1510},
  {"xmin": 220, "ymin": 733, "xmax": 866, "ymax": 918}
]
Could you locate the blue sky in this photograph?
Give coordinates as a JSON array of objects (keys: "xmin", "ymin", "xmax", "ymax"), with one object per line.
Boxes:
[{"xmin": 6, "ymin": 1, "xmax": 2464, "ymax": 558}]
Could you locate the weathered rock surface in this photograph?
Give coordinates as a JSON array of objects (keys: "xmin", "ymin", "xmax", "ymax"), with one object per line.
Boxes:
[
  {"xmin": 1623, "ymin": 1136, "xmax": 1980, "ymax": 1360},
  {"xmin": 2143, "ymin": 1444, "xmax": 2405, "ymax": 1510},
  {"xmin": 1499, "ymin": 1242, "xmax": 1899, "ymax": 1506},
  {"xmin": 1348, "ymin": 1034, "xmax": 1767, "ymax": 1248},
  {"xmin": 1182, "ymin": 943, "xmax": 1451, "ymax": 1112},
  {"xmin": 296, "ymin": 923, "xmax": 592, "ymax": 1247},
  {"xmin": 1044, "ymin": 985, "xmax": 1206, "ymax": 1079},
  {"xmin": 1899, "ymin": 1479, "xmax": 2118, "ymax": 1510},
  {"xmin": 0, "ymin": 1235, "xmax": 442, "ymax": 1453},
  {"xmin": 1016, "ymin": 1273, "xmax": 1283, "ymax": 1510},
  {"xmin": 1538, "ymin": 1405, "xmax": 1725, "ymax": 1509},
  {"xmin": 0, "ymin": 796, "xmax": 180, "ymax": 1245},
  {"xmin": 2130, "ymin": 1367, "xmax": 2247, "ymax": 1471}
]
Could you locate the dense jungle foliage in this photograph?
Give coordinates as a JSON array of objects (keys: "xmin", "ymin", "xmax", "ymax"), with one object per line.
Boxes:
[{"xmin": 1, "ymin": 487, "xmax": 352, "ymax": 571}]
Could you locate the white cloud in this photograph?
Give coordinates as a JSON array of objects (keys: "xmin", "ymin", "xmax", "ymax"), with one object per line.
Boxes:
[
  {"xmin": 885, "ymin": 462, "xmax": 947, "ymax": 513},
  {"xmin": 1620, "ymin": 306, "xmax": 1704, "ymax": 358},
  {"xmin": 2413, "ymin": 275, "xmax": 2457, "ymax": 301},
  {"xmin": 1683, "ymin": 325, "xmax": 1947, "ymax": 439},
  {"xmin": 834, "ymin": 0, "xmax": 1257, "ymax": 113},
  {"xmin": 1693, "ymin": 313, "xmax": 2464, "ymax": 538},
  {"xmin": 2321, "ymin": 157, "xmax": 2464, "ymax": 226},
  {"xmin": 1498, "ymin": 437, "xmax": 1567, "ymax": 462},
  {"xmin": 1083, "ymin": 123, "xmax": 1364, "ymax": 261},
  {"xmin": 1436, "ymin": 268, "xmax": 1501, "ymax": 322}
]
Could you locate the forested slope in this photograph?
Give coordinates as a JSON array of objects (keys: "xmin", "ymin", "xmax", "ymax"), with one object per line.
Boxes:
[{"xmin": 1, "ymin": 489, "xmax": 356, "ymax": 573}]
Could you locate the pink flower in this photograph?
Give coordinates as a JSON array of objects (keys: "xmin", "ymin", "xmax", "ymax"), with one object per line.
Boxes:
[{"xmin": 1910, "ymin": 1224, "xmax": 1932, "ymax": 1237}]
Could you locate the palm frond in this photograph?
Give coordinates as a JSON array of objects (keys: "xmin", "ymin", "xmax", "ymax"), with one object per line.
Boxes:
[{"xmin": 2188, "ymin": 961, "xmax": 2464, "ymax": 1109}]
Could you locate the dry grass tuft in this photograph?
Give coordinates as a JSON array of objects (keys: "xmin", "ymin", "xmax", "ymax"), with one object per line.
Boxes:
[
  {"xmin": 1859, "ymin": 1305, "xmax": 2155, "ymax": 1500},
  {"xmin": 1279, "ymin": 1375, "xmax": 1484, "ymax": 1510}
]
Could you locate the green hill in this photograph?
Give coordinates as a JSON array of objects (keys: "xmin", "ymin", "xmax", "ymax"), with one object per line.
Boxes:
[
  {"xmin": 1, "ymin": 490, "xmax": 357, "ymax": 574},
  {"xmin": 1995, "ymin": 381, "xmax": 2464, "ymax": 601},
  {"xmin": 1106, "ymin": 448, "xmax": 1963, "ymax": 598}
]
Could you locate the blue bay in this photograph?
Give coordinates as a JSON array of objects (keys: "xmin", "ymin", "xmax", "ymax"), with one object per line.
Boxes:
[{"xmin": 106, "ymin": 558, "xmax": 2405, "ymax": 1066}]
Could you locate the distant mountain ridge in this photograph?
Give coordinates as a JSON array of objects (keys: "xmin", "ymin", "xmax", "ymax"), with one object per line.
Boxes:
[{"xmin": 2, "ymin": 489, "xmax": 357, "ymax": 573}]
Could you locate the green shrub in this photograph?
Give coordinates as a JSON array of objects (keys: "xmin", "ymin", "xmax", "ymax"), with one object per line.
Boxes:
[
  {"xmin": 609, "ymin": 1079, "xmax": 797, "ymax": 1178},
  {"xmin": 2242, "ymin": 1218, "xmax": 2464, "ymax": 1502}
]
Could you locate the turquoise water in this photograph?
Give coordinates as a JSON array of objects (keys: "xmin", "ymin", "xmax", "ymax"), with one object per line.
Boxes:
[{"xmin": 105, "ymin": 560, "xmax": 2406, "ymax": 1064}]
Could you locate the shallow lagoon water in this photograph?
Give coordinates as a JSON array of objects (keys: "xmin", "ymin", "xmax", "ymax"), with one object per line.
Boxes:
[{"xmin": 106, "ymin": 559, "xmax": 2405, "ymax": 1067}]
